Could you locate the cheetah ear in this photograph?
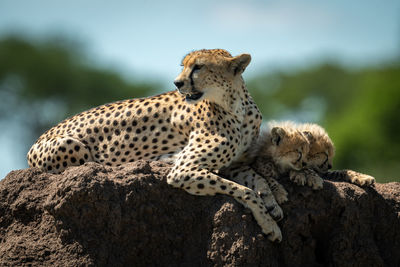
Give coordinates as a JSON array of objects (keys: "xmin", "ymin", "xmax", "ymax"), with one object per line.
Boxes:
[
  {"xmin": 303, "ymin": 131, "xmax": 315, "ymax": 143},
  {"xmin": 271, "ymin": 127, "xmax": 286, "ymax": 146},
  {"xmin": 229, "ymin": 54, "xmax": 251, "ymax": 76}
]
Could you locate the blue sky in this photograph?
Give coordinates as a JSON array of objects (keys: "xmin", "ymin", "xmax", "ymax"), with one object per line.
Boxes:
[
  {"xmin": 0, "ymin": 0, "xmax": 399, "ymax": 178},
  {"xmin": 1, "ymin": 0, "xmax": 399, "ymax": 80}
]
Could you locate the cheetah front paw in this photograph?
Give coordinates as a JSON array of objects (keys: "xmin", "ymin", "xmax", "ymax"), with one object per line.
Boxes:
[
  {"xmin": 290, "ymin": 170, "xmax": 307, "ymax": 186},
  {"xmin": 243, "ymin": 195, "xmax": 283, "ymax": 242},
  {"xmin": 255, "ymin": 212, "xmax": 282, "ymax": 242},
  {"xmin": 265, "ymin": 220, "xmax": 282, "ymax": 242}
]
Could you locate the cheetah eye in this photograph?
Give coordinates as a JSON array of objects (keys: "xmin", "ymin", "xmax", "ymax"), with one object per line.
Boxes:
[{"xmin": 192, "ymin": 64, "xmax": 203, "ymax": 72}]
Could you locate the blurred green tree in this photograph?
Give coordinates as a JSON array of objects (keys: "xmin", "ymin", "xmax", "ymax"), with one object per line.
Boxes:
[
  {"xmin": 1, "ymin": 35, "xmax": 398, "ymax": 182},
  {"xmin": 0, "ymin": 36, "xmax": 158, "ymax": 145},
  {"xmin": 248, "ymin": 63, "xmax": 400, "ymax": 182}
]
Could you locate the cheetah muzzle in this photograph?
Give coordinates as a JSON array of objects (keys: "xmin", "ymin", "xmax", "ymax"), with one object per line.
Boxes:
[{"xmin": 183, "ymin": 91, "xmax": 203, "ymax": 102}]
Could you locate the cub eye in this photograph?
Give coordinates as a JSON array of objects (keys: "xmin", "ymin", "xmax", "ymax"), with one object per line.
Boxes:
[
  {"xmin": 297, "ymin": 151, "xmax": 302, "ymax": 160},
  {"xmin": 317, "ymin": 152, "xmax": 328, "ymax": 164}
]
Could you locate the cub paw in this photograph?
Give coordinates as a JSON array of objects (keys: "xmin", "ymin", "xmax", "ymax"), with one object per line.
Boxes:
[
  {"xmin": 290, "ymin": 170, "xmax": 306, "ymax": 186},
  {"xmin": 266, "ymin": 203, "xmax": 284, "ymax": 222},
  {"xmin": 353, "ymin": 174, "xmax": 375, "ymax": 186},
  {"xmin": 272, "ymin": 184, "xmax": 289, "ymax": 204},
  {"xmin": 259, "ymin": 192, "xmax": 284, "ymax": 221},
  {"xmin": 307, "ymin": 175, "xmax": 324, "ymax": 190}
]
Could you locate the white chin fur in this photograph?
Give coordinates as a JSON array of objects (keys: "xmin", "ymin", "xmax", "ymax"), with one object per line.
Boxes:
[{"xmin": 202, "ymin": 87, "xmax": 224, "ymax": 103}]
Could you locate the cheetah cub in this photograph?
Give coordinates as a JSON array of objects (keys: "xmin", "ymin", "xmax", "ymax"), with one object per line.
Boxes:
[
  {"xmin": 298, "ymin": 123, "xmax": 375, "ymax": 187},
  {"xmin": 251, "ymin": 121, "xmax": 312, "ymax": 193}
]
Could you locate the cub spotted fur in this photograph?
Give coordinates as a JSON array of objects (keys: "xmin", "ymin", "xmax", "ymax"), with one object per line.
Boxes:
[
  {"xmin": 251, "ymin": 121, "xmax": 313, "ymax": 195},
  {"xmin": 298, "ymin": 123, "xmax": 375, "ymax": 187},
  {"xmin": 253, "ymin": 121, "xmax": 375, "ymax": 191}
]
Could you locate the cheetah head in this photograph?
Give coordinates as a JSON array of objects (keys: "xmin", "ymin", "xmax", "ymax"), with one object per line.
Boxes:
[
  {"xmin": 268, "ymin": 126, "xmax": 310, "ymax": 172},
  {"xmin": 174, "ymin": 49, "xmax": 251, "ymax": 104},
  {"xmin": 303, "ymin": 130, "xmax": 335, "ymax": 174}
]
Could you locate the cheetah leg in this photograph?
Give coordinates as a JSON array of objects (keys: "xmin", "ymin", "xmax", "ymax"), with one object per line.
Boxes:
[
  {"xmin": 289, "ymin": 169, "xmax": 324, "ymax": 190},
  {"xmin": 250, "ymin": 162, "xmax": 288, "ymax": 204},
  {"xmin": 264, "ymin": 175, "xmax": 289, "ymax": 204},
  {"xmin": 223, "ymin": 166, "xmax": 286, "ymax": 220},
  {"xmin": 325, "ymin": 170, "xmax": 375, "ymax": 186},
  {"xmin": 27, "ymin": 136, "xmax": 94, "ymax": 174},
  {"xmin": 167, "ymin": 167, "xmax": 282, "ymax": 242}
]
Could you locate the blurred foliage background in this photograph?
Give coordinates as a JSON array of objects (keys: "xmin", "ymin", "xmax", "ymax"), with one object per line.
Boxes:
[
  {"xmin": 249, "ymin": 62, "xmax": 400, "ymax": 182},
  {"xmin": 0, "ymin": 35, "xmax": 399, "ymax": 182}
]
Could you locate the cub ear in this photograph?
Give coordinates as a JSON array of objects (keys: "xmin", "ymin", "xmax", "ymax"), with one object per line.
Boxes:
[
  {"xmin": 303, "ymin": 131, "xmax": 315, "ymax": 143},
  {"xmin": 271, "ymin": 127, "xmax": 286, "ymax": 146},
  {"xmin": 229, "ymin": 54, "xmax": 251, "ymax": 76}
]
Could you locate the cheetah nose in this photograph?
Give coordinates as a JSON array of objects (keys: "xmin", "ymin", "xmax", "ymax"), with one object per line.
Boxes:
[
  {"xmin": 174, "ymin": 80, "xmax": 184, "ymax": 89},
  {"xmin": 302, "ymin": 162, "xmax": 307, "ymax": 167}
]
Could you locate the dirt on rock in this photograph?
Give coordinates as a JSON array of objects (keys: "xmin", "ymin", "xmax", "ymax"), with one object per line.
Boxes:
[{"xmin": 0, "ymin": 161, "xmax": 399, "ymax": 266}]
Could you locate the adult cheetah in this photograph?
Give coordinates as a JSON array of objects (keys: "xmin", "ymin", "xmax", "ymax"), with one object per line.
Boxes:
[{"xmin": 27, "ymin": 49, "xmax": 283, "ymax": 241}]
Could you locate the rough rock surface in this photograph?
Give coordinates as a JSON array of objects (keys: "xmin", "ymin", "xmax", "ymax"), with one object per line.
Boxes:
[{"xmin": 0, "ymin": 161, "xmax": 399, "ymax": 266}]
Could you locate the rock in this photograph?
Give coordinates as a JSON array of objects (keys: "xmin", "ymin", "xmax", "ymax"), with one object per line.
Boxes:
[{"xmin": 0, "ymin": 161, "xmax": 399, "ymax": 266}]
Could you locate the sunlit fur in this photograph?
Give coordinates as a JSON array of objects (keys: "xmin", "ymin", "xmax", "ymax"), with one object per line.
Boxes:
[
  {"xmin": 297, "ymin": 123, "xmax": 335, "ymax": 173},
  {"xmin": 174, "ymin": 49, "xmax": 251, "ymax": 112},
  {"xmin": 297, "ymin": 123, "xmax": 375, "ymax": 186},
  {"xmin": 252, "ymin": 121, "xmax": 310, "ymax": 173},
  {"xmin": 26, "ymin": 49, "xmax": 285, "ymax": 241}
]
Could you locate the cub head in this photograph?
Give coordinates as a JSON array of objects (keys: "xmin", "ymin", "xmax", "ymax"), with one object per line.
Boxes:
[
  {"xmin": 259, "ymin": 121, "xmax": 310, "ymax": 172},
  {"xmin": 301, "ymin": 124, "xmax": 335, "ymax": 173},
  {"xmin": 174, "ymin": 49, "xmax": 251, "ymax": 104}
]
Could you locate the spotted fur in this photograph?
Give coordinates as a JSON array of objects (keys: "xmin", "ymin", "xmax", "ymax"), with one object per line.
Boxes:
[
  {"xmin": 298, "ymin": 123, "xmax": 375, "ymax": 187},
  {"xmin": 250, "ymin": 121, "xmax": 311, "ymax": 199},
  {"xmin": 27, "ymin": 49, "xmax": 283, "ymax": 241}
]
